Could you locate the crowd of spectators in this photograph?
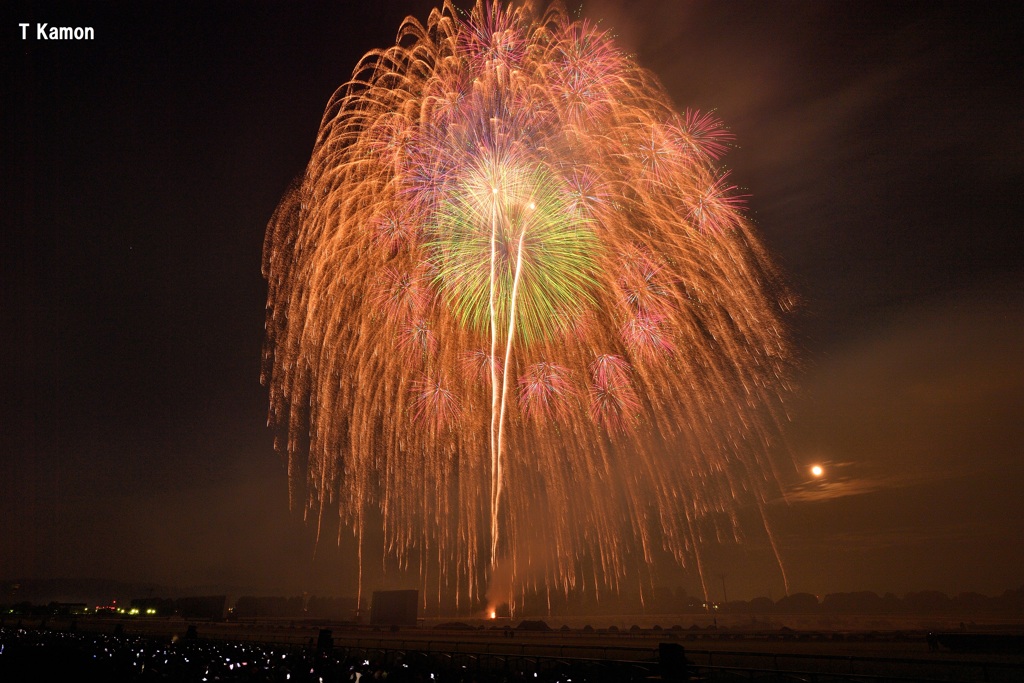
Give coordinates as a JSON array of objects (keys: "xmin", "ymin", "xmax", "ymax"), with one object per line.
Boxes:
[{"xmin": 0, "ymin": 625, "xmax": 662, "ymax": 682}]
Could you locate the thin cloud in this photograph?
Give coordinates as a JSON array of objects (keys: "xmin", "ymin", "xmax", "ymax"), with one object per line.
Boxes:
[{"xmin": 780, "ymin": 460, "xmax": 962, "ymax": 503}]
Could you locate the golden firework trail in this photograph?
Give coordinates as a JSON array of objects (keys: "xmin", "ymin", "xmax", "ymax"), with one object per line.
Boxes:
[{"xmin": 263, "ymin": 0, "xmax": 795, "ymax": 615}]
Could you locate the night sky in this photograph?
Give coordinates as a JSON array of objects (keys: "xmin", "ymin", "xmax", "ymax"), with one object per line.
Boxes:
[{"xmin": 3, "ymin": 1, "xmax": 1021, "ymax": 604}]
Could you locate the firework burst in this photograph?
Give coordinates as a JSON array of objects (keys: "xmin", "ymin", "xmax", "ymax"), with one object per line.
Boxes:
[{"xmin": 263, "ymin": 0, "xmax": 794, "ymax": 614}]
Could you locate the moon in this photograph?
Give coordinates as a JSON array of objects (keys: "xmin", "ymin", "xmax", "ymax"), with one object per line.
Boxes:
[{"xmin": 811, "ymin": 464, "xmax": 824, "ymax": 478}]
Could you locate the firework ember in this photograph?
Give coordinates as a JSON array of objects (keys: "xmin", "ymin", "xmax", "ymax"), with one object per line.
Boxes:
[{"xmin": 262, "ymin": 0, "xmax": 794, "ymax": 614}]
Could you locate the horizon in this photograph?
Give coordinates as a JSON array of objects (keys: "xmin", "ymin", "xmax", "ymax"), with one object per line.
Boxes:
[{"xmin": 5, "ymin": 576, "xmax": 1024, "ymax": 610}]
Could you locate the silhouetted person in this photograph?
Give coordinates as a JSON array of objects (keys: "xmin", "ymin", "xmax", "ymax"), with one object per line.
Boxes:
[
  {"xmin": 659, "ymin": 642, "xmax": 690, "ymax": 681},
  {"xmin": 316, "ymin": 628, "xmax": 333, "ymax": 656}
]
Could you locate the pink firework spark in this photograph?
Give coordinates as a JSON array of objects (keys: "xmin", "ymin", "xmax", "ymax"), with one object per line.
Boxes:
[
  {"xmin": 676, "ymin": 108, "xmax": 734, "ymax": 161},
  {"xmin": 621, "ymin": 312, "xmax": 675, "ymax": 360},
  {"xmin": 588, "ymin": 354, "xmax": 640, "ymax": 432},
  {"xmin": 462, "ymin": 349, "xmax": 502, "ymax": 384},
  {"xmin": 618, "ymin": 246, "xmax": 672, "ymax": 316},
  {"xmin": 399, "ymin": 318, "xmax": 438, "ymax": 360},
  {"xmin": 519, "ymin": 362, "xmax": 575, "ymax": 422},
  {"xmin": 412, "ymin": 375, "xmax": 461, "ymax": 429},
  {"xmin": 374, "ymin": 266, "xmax": 430, "ymax": 323},
  {"xmin": 686, "ymin": 170, "xmax": 748, "ymax": 234}
]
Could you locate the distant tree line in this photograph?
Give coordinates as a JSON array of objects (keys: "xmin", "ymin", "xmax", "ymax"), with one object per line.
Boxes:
[
  {"xmin": 1, "ymin": 596, "xmax": 227, "ymax": 620},
  {"xmin": 4, "ymin": 586, "xmax": 1023, "ymax": 620},
  {"xmin": 659, "ymin": 587, "xmax": 1024, "ymax": 616},
  {"xmin": 232, "ymin": 595, "xmax": 357, "ymax": 620},
  {"xmin": 131, "ymin": 596, "xmax": 227, "ymax": 620},
  {"xmin": 2, "ymin": 594, "xmax": 358, "ymax": 621},
  {"xmin": 508, "ymin": 585, "xmax": 1024, "ymax": 617}
]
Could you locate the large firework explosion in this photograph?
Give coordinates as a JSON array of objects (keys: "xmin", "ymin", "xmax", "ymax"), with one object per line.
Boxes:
[{"xmin": 262, "ymin": 0, "xmax": 794, "ymax": 614}]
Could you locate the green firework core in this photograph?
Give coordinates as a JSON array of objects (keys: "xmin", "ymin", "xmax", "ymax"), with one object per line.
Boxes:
[{"xmin": 428, "ymin": 158, "xmax": 599, "ymax": 343}]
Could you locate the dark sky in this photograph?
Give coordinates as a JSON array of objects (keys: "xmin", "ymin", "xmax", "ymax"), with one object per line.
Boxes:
[{"xmin": 2, "ymin": 1, "xmax": 1021, "ymax": 604}]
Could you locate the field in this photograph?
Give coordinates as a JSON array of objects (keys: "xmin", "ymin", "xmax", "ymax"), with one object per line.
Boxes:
[{"xmin": 6, "ymin": 611, "xmax": 1022, "ymax": 681}]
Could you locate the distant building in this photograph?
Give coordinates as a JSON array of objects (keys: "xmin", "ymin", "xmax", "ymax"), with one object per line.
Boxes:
[
  {"xmin": 306, "ymin": 595, "xmax": 358, "ymax": 620},
  {"xmin": 177, "ymin": 596, "xmax": 227, "ymax": 620},
  {"xmin": 369, "ymin": 590, "xmax": 418, "ymax": 626}
]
